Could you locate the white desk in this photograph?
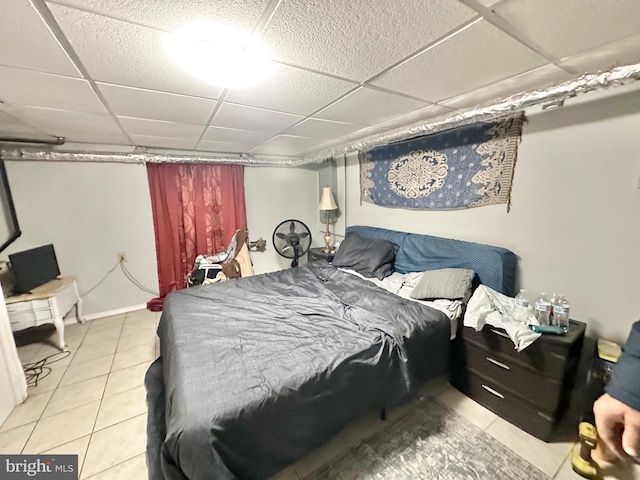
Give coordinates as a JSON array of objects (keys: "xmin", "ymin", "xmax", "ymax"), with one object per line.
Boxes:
[{"xmin": 5, "ymin": 276, "xmax": 85, "ymax": 351}]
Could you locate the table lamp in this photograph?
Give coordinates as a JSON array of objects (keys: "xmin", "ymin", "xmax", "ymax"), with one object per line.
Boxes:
[{"xmin": 319, "ymin": 187, "xmax": 337, "ymax": 253}]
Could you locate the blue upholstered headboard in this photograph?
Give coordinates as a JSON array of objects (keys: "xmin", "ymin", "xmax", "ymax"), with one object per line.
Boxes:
[{"xmin": 345, "ymin": 226, "xmax": 517, "ymax": 296}]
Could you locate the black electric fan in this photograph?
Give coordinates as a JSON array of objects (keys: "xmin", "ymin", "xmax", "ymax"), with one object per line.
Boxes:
[{"xmin": 272, "ymin": 220, "xmax": 312, "ymax": 267}]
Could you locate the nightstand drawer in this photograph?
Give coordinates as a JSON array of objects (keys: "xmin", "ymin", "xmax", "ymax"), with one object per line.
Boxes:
[
  {"xmin": 458, "ymin": 370, "xmax": 556, "ymax": 441},
  {"xmin": 461, "ymin": 322, "xmax": 585, "ymax": 379},
  {"xmin": 463, "ymin": 342, "xmax": 562, "ymax": 412}
]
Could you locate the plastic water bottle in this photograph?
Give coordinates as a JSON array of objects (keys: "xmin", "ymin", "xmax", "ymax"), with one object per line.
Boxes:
[
  {"xmin": 514, "ymin": 289, "xmax": 529, "ymax": 323},
  {"xmin": 550, "ymin": 293, "xmax": 559, "ymax": 311},
  {"xmin": 552, "ymin": 295, "xmax": 570, "ymax": 331},
  {"xmin": 534, "ymin": 292, "xmax": 551, "ymax": 326}
]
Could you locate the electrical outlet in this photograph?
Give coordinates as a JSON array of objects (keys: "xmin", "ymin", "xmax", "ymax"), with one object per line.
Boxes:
[{"xmin": 117, "ymin": 251, "xmax": 127, "ymax": 263}]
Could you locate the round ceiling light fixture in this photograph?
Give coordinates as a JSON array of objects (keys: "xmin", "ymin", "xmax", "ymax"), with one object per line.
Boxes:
[{"xmin": 164, "ymin": 22, "xmax": 274, "ymax": 89}]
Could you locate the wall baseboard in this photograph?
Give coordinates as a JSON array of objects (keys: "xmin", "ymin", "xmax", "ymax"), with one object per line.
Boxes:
[{"xmin": 64, "ymin": 303, "xmax": 149, "ymax": 324}]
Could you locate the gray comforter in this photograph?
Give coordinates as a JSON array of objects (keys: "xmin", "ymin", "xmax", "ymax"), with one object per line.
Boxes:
[{"xmin": 146, "ymin": 263, "xmax": 451, "ymax": 480}]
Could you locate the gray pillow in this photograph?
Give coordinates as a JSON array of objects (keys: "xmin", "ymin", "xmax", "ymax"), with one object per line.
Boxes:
[
  {"xmin": 332, "ymin": 232, "xmax": 399, "ymax": 280},
  {"xmin": 409, "ymin": 268, "xmax": 475, "ymax": 300}
]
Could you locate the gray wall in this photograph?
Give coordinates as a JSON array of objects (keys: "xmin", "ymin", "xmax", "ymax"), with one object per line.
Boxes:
[
  {"xmin": 2, "ymin": 161, "xmax": 158, "ymax": 316},
  {"xmin": 0, "ymin": 161, "xmax": 320, "ymax": 315}
]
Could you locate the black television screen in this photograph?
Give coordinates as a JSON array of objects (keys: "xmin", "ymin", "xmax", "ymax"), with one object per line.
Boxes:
[{"xmin": 9, "ymin": 244, "xmax": 60, "ymax": 294}]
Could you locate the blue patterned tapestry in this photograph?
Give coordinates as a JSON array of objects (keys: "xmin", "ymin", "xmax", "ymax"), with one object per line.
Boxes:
[{"xmin": 360, "ymin": 113, "xmax": 525, "ymax": 211}]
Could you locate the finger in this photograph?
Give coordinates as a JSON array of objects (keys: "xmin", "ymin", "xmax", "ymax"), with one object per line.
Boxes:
[
  {"xmin": 595, "ymin": 415, "xmax": 627, "ymax": 460},
  {"xmin": 622, "ymin": 420, "xmax": 640, "ymax": 458}
]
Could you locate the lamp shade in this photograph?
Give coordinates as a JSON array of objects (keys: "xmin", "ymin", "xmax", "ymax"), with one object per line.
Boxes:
[{"xmin": 319, "ymin": 187, "xmax": 337, "ymax": 211}]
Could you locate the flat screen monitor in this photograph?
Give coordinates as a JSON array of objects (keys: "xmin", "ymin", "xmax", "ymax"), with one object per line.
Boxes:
[{"xmin": 9, "ymin": 244, "xmax": 60, "ymax": 294}]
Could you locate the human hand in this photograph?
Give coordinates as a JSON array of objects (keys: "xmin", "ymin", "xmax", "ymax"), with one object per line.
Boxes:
[{"xmin": 594, "ymin": 393, "xmax": 640, "ymax": 461}]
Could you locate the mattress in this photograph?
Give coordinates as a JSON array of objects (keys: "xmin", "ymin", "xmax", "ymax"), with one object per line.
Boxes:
[{"xmin": 147, "ymin": 263, "xmax": 451, "ymax": 480}]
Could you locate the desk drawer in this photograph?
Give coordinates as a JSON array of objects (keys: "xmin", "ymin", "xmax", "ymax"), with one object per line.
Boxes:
[
  {"xmin": 463, "ymin": 342, "xmax": 562, "ymax": 412},
  {"xmin": 9, "ymin": 309, "xmax": 53, "ymax": 327},
  {"xmin": 6, "ymin": 299, "xmax": 50, "ymax": 313},
  {"xmin": 456, "ymin": 371, "xmax": 556, "ymax": 441}
]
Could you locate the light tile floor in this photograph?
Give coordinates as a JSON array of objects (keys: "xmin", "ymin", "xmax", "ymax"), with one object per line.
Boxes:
[
  {"xmin": 1, "ymin": 308, "xmax": 638, "ymax": 480},
  {"xmin": 1, "ymin": 309, "xmax": 157, "ymax": 479}
]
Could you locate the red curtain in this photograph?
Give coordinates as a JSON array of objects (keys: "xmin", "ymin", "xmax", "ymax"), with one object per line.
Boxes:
[{"xmin": 146, "ymin": 163, "xmax": 246, "ymax": 299}]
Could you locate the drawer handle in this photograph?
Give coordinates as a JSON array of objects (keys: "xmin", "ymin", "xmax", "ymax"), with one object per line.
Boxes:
[
  {"xmin": 481, "ymin": 384, "xmax": 504, "ymax": 399},
  {"xmin": 486, "ymin": 357, "xmax": 510, "ymax": 370},
  {"xmin": 490, "ymin": 328, "xmax": 510, "ymax": 339},
  {"xmin": 537, "ymin": 411, "xmax": 553, "ymax": 422}
]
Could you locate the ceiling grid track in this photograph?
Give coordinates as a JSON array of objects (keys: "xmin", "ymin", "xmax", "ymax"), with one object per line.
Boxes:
[{"xmin": 194, "ymin": 89, "xmax": 230, "ymax": 150}]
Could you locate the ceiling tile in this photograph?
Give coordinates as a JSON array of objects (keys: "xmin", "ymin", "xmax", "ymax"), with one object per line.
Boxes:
[
  {"xmin": 315, "ymin": 87, "xmax": 428, "ymax": 125},
  {"xmin": 476, "ymin": 0, "xmax": 502, "ymax": 7},
  {"xmin": 0, "ymin": 66, "xmax": 106, "ymax": 114},
  {"xmin": 0, "ymin": 0, "xmax": 80, "ymax": 77},
  {"xmin": 97, "ymin": 83, "xmax": 217, "ymax": 124},
  {"xmin": 262, "ymin": 0, "xmax": 476, "ymax": 82},
  {"xmin": 370, "ymin": 20, "xmax": 547, "ymax": 103},
  {"xmin": 251, "ymin": 135, "xmax": 325, "ymax": 156},
  {"xmin": 196, "ymin": 140, "xmax": 256, "ymax": 154},
  {"xmin": 202, "ymin": 126, "xmax": 271, "ymax": 145},
  {"xmin": 129, "ymin": 135, "xmax": 197, "ymax": 150},
  {"xmin": 50, "ymin": 0, "xmax": 269, "ymax": 32},
  {"xmin": 48, "ymin": 3, "xmax": 224, "ymax": 99},
  {"xmin": 118, "ymin": 117, "xmax": 204, "ymax": 139},
  {"xmin": 333, "ymin": 126, "xmax": 389, "ymax": 143},
  {"xmin": 440, "ymin": 64, "xmax": 572, "ymax": 110},
  {"xmin": 1, "ymin": 105, "xmax": 129, "ymax": 144},
  {"xmin": 211, "ymin": 103, "xmax": 303, "ymax": 135},
  {"xmin": 283, "ymin": 118, "xmax": 364, "ymax": 139},
  {"xmin": 493, "ymin": 0, "xmax": 640, "ymax": 59},
  {"xmin": 293, "ymin": 125, "xmax": 389, "ymax": 157},
  {"xmin": 292, "ymin": 139, "xmax": 343, "ymax": 158},
  {"xmin": 374, "ymin": 104, "xmax": 453, "ymax": 130},
  {"xmin": 225, "ymin": 63, "xmax": 356, "ymax": 115},
  {"xmin": 0, "ymin": 109, "xmax": 51, "ymax": 139},
  {"xmin": 559, "ymin": 32, "xmax": 640, "ymax": 74}
]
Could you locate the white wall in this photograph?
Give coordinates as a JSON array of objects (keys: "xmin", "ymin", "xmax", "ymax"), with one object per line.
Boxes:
[
  {"xmin": 344, "ymin": 88, "xmax": 640, "ymax": 344},
  {"xmin": 245, "ymin": 165, "xmax": 319, "ymax": 273},
  {"xmin": 2, "ymin": 161, "xmax": 158, "ymax": 316}
]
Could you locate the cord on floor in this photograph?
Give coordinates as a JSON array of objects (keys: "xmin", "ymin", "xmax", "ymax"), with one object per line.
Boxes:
[{"xmin": 22, "ymin": 350, "xmax": 71, "ymax": 388}]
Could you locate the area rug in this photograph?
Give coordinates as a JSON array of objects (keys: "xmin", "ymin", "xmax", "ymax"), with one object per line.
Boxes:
[{"xmin": 301, "ymin": 399, "xmax": 549, "ymax": 480}]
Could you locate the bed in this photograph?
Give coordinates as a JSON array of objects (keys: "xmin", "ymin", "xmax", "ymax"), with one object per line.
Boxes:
[{"xmin": 145, "ymin": 226, "xmax": 516, "ymax": 480}]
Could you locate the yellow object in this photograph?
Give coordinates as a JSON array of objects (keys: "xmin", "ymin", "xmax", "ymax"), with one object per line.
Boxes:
[
  {"xmin": 579, "ymin": 422, "xmax": 597, "ymax": 446},
  {"xmin": 571, "ymin": 444, "xmax": 599, "ymax": 479},
  {"xmin": 571, "ymin": 422, "xmax": 600, "ymax": 479},
  {"xmin": 597, "ymin": 339, "xmax": 622, "ymax": 363}
]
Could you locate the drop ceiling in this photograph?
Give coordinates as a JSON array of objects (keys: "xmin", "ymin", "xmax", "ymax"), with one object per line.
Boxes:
[{"xmin": 0, "ymin": 0, "xmax": 639, "ymax": 161}]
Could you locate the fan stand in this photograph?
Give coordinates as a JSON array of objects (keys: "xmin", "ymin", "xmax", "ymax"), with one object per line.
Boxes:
[{"xmin": 291, "ymin": 246, "xmax": 300, "ymax": 268}]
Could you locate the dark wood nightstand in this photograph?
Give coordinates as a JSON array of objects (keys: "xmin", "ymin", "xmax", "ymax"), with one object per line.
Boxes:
[
  {"xmin": 307, "ymin": 247, "xmax": 335, "ymax": 263},
  {"xmin": 451, "ymin": 319, "xmax": 586, "ymax": 441}
]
